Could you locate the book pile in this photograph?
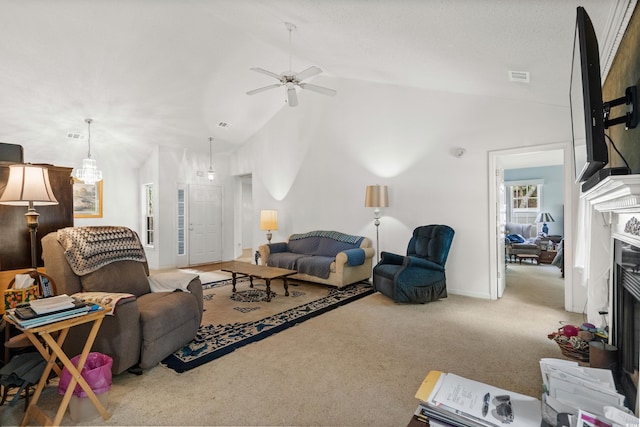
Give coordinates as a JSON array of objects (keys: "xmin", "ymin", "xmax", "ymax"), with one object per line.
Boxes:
[
  {"xmin": 539, "ymin": 358, "xmax": 635, "ymax": 427},
  {"xmin": 5, "ymin": 294, "xmax": 96, "ymax": 329},
  {"xmin": 412, "ymin": 371, "xmax": 541, "ymax": 427}
]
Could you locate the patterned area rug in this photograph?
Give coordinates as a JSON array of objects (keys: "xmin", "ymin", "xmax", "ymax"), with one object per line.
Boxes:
[{"xmin": 162, "ymin": 273, "xmax": 374, "ymax": 373}]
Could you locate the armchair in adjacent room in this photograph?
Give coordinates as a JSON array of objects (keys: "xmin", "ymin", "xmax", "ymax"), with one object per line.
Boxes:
[{"xmin": 372, "ymin": 225, "xmax": 455, "ymax": 303}]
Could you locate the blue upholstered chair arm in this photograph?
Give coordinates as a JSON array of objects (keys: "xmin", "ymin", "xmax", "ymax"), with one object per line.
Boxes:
[
  {"xmin": 379, "ymin": 251, "xmax": 405, "ymax": 265},
  {"xmin": 404, "ymin": 256, "xmax": 445, "ymax": 272},
  {"xmin": 267, "ymin": 242, "xmax": 288, "ymax": 254}
]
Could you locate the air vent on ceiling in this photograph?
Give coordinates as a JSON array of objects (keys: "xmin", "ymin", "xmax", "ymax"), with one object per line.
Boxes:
[
  {"xmin": 218, "ymin": 122, "xmax": 231, "ymax": 128},
  {"xmin": 509, "ymin": 70, "xmax": 530, "ymax": 83},
  {"xmin": 66, "ymin": 132, "xmax": 85, "ymax": 140}
]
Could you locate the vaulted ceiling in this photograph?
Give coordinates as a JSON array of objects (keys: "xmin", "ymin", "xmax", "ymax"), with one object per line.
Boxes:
[{"xmin": 0, "ymin": 0, "xmax": 633, "ymax": 167}]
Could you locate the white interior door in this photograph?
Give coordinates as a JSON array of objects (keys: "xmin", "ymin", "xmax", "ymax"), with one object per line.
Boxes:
[
  {"xmin": 189, "ymin": 184, "xmax": 222, "ymax": 265},
  {"xmin": 497, "ymin": 167, "xmax": 507, "ymax": 298}
]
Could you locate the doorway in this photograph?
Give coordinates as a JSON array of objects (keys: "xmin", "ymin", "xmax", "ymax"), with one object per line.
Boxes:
[
  {"xmin": 488, "ymin": 143, "xmax": 574, "ymax": 310},
  {"xmin": 188, "ymin": 184, "xmax": 222, "ymax": 265}
]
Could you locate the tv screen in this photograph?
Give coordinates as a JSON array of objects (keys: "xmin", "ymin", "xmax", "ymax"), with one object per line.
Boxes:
[{"xmin": 570, "ymin": 6, "xmax": 608, "ymax": 183}]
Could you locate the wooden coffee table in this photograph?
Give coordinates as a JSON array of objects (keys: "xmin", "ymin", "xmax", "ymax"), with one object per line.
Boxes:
[{"xmin": 221, "ymin": 261, "xmax": 296, "ymax": 302}]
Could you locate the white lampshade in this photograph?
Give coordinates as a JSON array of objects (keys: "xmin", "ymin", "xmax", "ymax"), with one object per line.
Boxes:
[
  {"xmin": 364, "ymin": 185, "xmax": 389, "ymax": 208},
  {"xmin": 0, "ymin": 164, "xmax": 59, "ymax": 206},
  {"xmin": 260, "ymin": 210, "xmax": 278, "ymax": 231}
]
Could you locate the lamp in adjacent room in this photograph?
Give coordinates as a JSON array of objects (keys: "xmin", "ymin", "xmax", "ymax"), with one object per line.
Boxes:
[
  {"xmin": 207, "ymin": 137, "xmax": 215, "ymax": 181},
  {"xmin": 364, "ymin": 184, "xmax": 389, "ymax": 263},
  {"xmin": 260, "ymin": 209, "xmax": 278, "ymax": 243},
  {"xmin": 72, "ymin": 118, "xmax": 102, "ymax": 185},
  {"xmin": 0, "ymin": 164, "xmax": 59, "ymax": 270},
  {"xmin": 535, "ymin": 212, "xmax": 555, "ymax": 235}
]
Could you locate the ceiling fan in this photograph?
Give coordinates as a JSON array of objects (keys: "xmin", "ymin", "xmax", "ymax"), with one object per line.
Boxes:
[{"xmin": 246, "ymin": 22, "xmax": 336, "ymax": 107}]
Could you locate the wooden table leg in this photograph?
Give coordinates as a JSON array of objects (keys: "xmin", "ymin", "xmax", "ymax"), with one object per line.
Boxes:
[
  {"xmin": 283, "ymin": 278, "xmax": 289, "ymax": 296},
  {"xmin": 231, "ymin": 272, "xmax": 237, "ymax": 293},
  {"xmin": 265, "ymin": 278, "xmax": 272, "ymax": 302}
]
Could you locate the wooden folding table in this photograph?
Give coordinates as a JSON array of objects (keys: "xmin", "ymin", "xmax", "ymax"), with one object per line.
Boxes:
[{"xmin": 3, "ymin": 308, "xmax": 110, "ymax": 426}]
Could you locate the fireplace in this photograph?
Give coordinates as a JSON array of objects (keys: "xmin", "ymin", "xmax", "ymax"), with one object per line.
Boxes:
[
  {"xmin": 580, "ymin": 175, "xmax": 640, "ymax": 415},
  {"xmin": 613, "ymin": 239, "xmax": 640, "ymax": 410}
]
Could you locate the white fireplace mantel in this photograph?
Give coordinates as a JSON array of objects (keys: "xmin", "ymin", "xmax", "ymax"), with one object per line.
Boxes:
[{"xmin": 582, "ymin": 175, "xmax": 640, "ymax": 213}]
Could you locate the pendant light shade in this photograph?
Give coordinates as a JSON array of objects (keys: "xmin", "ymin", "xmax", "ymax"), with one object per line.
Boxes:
[{"xmin": 73, "ymin": 118, "xmax": 102, "ymax": 185}]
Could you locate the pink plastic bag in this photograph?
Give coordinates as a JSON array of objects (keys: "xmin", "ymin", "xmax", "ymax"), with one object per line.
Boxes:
[{"xmin": 58, "ymin": 352, "xmax": 113, "ymax": 398}]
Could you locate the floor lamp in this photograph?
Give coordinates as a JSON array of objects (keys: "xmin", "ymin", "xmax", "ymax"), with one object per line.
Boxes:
[
  {"xmin": 0, "ymin": 164, "xmax": 59, "ymax": 270},
  {"xmin": 364, "ymin": 185, "xmax": 389, "ymax": 263}
]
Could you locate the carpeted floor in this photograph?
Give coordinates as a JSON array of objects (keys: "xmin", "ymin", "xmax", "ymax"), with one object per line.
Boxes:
[{"xmin": 0, "ymin": 262, "xmax": 582, "ymax": 426}]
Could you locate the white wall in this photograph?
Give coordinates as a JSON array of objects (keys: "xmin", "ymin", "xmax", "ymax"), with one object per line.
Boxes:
[{"xmin": 233, "ymin": 78, "xmax": 574, "ymax": 299}]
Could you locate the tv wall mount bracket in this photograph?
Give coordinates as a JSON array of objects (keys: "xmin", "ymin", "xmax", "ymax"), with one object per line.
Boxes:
[{"xmin": 603, "ymin": 85, "xmax": 638, "ymax": 130}]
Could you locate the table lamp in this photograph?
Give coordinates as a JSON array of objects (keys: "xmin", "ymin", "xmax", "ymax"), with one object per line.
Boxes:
[
  {"xmin": 260, "ymin": 209, "xmax": 278, "ymax": 243},
  {"xmin": 0, "ymin": 164, "xmax": 59, "ymax": 269},
  {"xmin": 535, "ymin": 212, "xmax": 555, "ymax": 235}
]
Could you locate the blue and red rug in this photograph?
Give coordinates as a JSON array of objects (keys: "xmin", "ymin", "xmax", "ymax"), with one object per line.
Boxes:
[{"xmin": 162, "ymin": 275, "xmax": 373, "ymax": 373}]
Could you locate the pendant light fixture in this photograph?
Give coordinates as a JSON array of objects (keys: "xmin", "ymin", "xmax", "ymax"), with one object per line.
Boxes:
[
  {"xmin": 73, "ymin": 118, "xmax": 103, "ymax": 185},
  {"xmin": 207, "ymin": 137, "xmax": 215, "ymax": 181}
]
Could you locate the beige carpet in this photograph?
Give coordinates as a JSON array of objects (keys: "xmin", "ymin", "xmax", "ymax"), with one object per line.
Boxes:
[{"xmin": 1, "ymin": 263, "xmax": 582, "ymax": 426}]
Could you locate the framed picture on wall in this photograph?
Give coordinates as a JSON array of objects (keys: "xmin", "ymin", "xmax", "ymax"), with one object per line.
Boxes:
[{"xmin": 73, "ymin": 179, "xmax": 103, "ymax": 218}]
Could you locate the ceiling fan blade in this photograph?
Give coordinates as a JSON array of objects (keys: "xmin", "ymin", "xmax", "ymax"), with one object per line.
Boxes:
[
  {"xmin": 299, "ymin": 83, "xmax": 337, "ymax": 96},
  {"xmin": 295, "ymin": 66, "xmax": 323, "ymax": 82},
  {"xmin": 246, "ymin": 84, "xmax": 281, "ymax": 95},
  {"xmin": 250, "ymin": 67, "xmax": 282, "ymax": 80},
  {"xmin": 287, "ymin": 86, "xmax": 299, "ymax": 107}
]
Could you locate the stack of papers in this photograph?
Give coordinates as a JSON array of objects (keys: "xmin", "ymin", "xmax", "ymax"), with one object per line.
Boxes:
[
  {"xmin": 29, "ymin": 294, "xmax": 76, "ymax": 314},
  {"xmin": 414, "ymin": 371, "xmax": 541, "ymax": 427},
  {"xmin": 6, "ymin": 295, "xmax": 97, "ymax": 329},
  {"xmin": 540, "ymin": 358, "xmax": 627, "ymax": 421}
]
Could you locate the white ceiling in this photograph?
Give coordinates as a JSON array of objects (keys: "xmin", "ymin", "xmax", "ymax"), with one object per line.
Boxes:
[{"xmin": 0, "ymin": 0, "xmax": 633, "ymax": 166}]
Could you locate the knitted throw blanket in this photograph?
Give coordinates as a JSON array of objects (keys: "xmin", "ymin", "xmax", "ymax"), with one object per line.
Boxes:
[
  {"xmin": 57, "ymin": 226, "xmax": 147, "ymax": 276},
  {"xmin": 288, "ymin": 230, "xmax": 364, "ymax": 246}
]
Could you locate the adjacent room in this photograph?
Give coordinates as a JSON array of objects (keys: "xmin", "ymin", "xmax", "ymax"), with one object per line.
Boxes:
[{"xmin": 1, "ymin": 1, "xmax": 640, "ymax": 425}]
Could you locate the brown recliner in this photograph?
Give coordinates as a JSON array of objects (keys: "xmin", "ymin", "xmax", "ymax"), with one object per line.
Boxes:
[{"xmin": 41, "ymin": 227, "xmax": 203, "ymax": 375}]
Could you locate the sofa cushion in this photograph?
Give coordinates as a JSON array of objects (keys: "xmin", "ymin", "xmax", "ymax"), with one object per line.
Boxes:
[
  {"xmin": 506, "ymin": 222, "xmax": 534, "ymax": 238},
  {"xmin": 80, "ymin": 260, "xmax": 151, "ymax": 297},
  {"xmin": 296, "ymin": 256, "xmax": 335, "ymax": 279},
  {"xmin": 268, "ymin": 252, "xmax": 310, "ymax": 270},
  {"xmin": 315, "ymin": 238, "xmax": 358, "ymax": 257},
  {"xmin": 288, "ymin": 237, "xmax": 321, "ymax": 255}
]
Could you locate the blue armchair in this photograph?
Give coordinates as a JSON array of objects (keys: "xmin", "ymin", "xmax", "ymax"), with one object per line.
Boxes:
[{"xmin": 372, "ymin": 225, "xmax": 455, "ymax": 303}]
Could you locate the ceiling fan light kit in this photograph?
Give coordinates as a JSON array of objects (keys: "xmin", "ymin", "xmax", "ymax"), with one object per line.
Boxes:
[{"xmin": 247, "ymin": 22, "xmax": 336, "ymax": 107}]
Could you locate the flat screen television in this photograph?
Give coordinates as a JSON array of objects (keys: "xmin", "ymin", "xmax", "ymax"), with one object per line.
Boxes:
[{"xmin": 570, "ymin": 6, "xmax": 608, "ymax": 183}]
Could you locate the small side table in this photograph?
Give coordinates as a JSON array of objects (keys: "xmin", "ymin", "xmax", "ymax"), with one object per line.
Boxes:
[{"xmin": 4, "ymin": 308, "xmax": 110, "ymax": 427}]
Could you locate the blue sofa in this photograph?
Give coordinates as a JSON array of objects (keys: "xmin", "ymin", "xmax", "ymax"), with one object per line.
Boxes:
[{"xmin": 258, "ymin": 231, "xmax": 375, "ymax": 288}]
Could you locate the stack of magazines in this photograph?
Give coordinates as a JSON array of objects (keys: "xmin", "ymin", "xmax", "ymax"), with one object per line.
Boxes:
[
  {"xmin": 413, "ymin": 371, "xmax": 541, "ymax": 427},
  {"xmin": 6, "ymin": 294, "xmax": 97, "ymax": 329}
]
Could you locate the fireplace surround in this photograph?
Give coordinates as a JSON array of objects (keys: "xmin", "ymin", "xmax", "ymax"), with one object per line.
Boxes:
[{"xmin": 582, "ymin": 175, "xmax": 640, "ymax": 413}]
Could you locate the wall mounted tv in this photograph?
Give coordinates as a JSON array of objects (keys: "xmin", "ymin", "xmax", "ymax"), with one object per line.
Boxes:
[{"xmin": 570, "ymin": 6, "xmax": 637, "ymax": 192}]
